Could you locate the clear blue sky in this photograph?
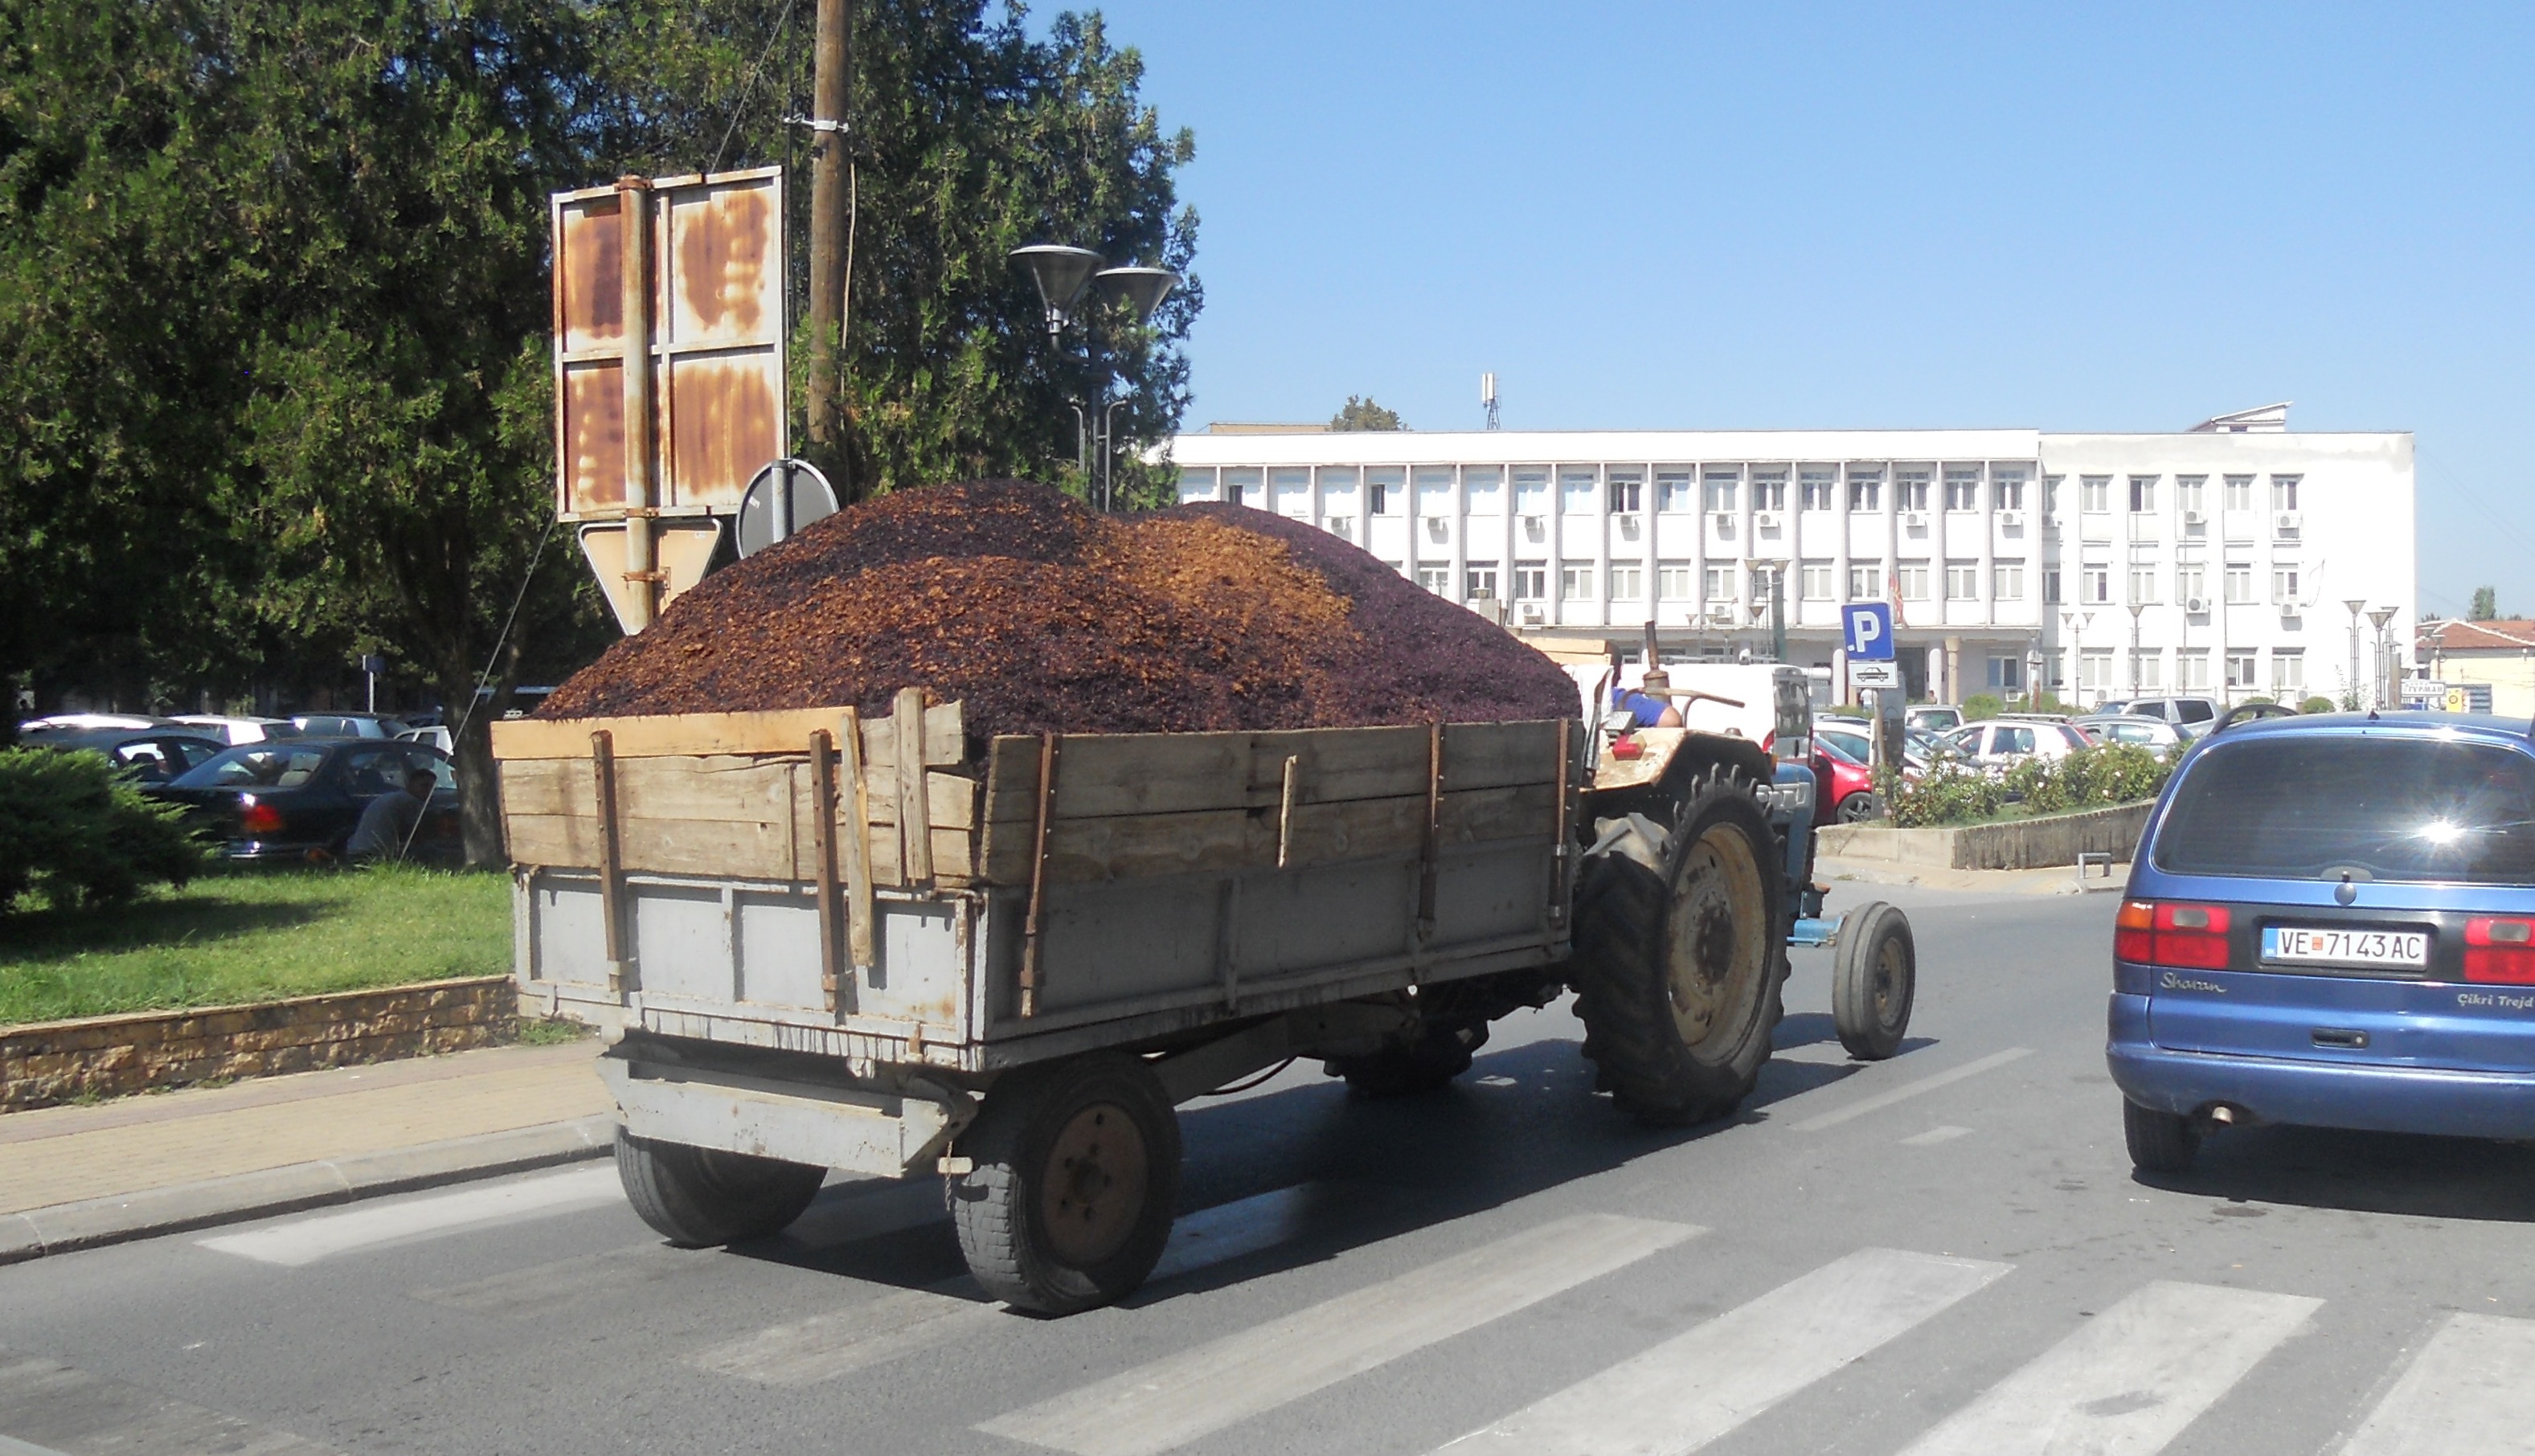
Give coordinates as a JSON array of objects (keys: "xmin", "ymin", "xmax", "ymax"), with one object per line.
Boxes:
[{"xmin": 1067, "ymin": 1, "xmax": 2532, "ymax": 619}]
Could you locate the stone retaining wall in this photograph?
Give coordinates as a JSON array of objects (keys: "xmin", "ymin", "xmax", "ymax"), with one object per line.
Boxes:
[
  {"xmin": 0, "ymin": 976, "xmax": 516, "ymax": 1112},
  {"xmin": 1817, "ymin": 800, "xmax": 2156, "ymax": 872}
]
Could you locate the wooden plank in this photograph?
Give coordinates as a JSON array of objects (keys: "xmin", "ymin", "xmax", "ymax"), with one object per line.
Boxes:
[
  {"xmin": 494, "ymin": 701, "xmax": 964, "ymax": 763},
  {"xmin": 838, "ymin": 707, "xmax": 875, "ymax": 973},
  {"xmin": 895, "ymin": 688, "xmax": 935, "ymax": 881},
  {"xmin": 1032, "ymin": 782, "xmax": 1555, "ymax": 886},
  {"xmin": 978, "ymin": 738, "xmax": 1042, "ymax": 881},
  {"xmin": 856, "ymin": 767, "xmax": 978, "ymax": 831},
  {"xmin": 809, "ymin": 730, "xmax": 844, "ymax": 1010},
  {"xmin": 864, "ymin": 822, "xmax": 978, "ymax": 887}
]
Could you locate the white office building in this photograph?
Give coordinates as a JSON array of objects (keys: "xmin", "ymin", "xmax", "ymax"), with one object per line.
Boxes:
[{"xmin": 1167, "ymin": 404, "xmax": 2415, "ymax": 710}]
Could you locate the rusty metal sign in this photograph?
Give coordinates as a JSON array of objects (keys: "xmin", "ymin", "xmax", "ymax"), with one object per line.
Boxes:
[{"xmin": 551, "ymin": 166, "xmax": 787, "ymax": 629}]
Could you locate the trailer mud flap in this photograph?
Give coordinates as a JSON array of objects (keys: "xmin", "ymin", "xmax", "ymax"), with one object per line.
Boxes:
[{"xmin": 599, "ymin": 1056, "xmax": 957, "ymax": 1178}]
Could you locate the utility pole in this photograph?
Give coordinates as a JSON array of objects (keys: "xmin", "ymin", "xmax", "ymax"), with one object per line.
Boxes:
[{"xmin": 805, "ymin": 0, "xmax": 853, "ymax": 491}]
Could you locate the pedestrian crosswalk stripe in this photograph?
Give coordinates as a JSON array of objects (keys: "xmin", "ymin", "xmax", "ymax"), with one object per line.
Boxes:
[
  {"xmin": 1901, "ymin": 1125, "xmax": 1972, "ymax": 1146},
  {"xmin": 688, "ymin": 1183, "xmax": 1340, "ymax": 1387},
  {"xmin": 412, "ymin": 1241, "xmax": 703, "ymax": 1318},
  {"xmin": 1791, "ymin": 1048, "xmax": 2033, "ymax": 1132},
  {"xmin": 2336, "ymin": 1312, "xmax": 2535, "ymax": 1456},
  {"xmin": 1431, "ymin": 1247, "xmax": 2010, "ymax": 1455},
  {"xmin": 978, "ymin": 1213, "xmax": 1702, "ymax": 1456},
  {"xmin": 1896, "ymin": 1280, "xmax": 2321, "ymax": 1456},
  {"xmin": 198, "ymin": 1165, "xmax": 622, "ymax": 1267},
  {"xmin": 0, "ymin": 1348, "xmax": 336, "ymax": 1454}
]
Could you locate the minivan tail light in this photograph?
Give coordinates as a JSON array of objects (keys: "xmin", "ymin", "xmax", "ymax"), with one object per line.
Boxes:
[
  {"xmin": 240, "ymin": 799, "xmax": 286, "ymax": 836},
  {"xmin": 2464, "ymin": 918, "xmax": 2535, "ymax": 984},
  {"xmin": 2118, "ymin": 900, "xmax": 2234, "ymax": 971}
]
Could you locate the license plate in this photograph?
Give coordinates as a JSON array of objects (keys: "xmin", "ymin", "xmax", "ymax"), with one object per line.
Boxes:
[{"xmin": 2262, "ymin": 924, "xmax": 2429, "ymax": 970}]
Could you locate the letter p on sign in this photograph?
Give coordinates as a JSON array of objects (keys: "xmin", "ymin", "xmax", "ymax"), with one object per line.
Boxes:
[{"xmin": 1843, "ymin": 603, "xmax": 1894, "ymax": 660}]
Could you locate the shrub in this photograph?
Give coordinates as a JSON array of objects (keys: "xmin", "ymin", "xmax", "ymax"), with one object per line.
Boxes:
[
  {"xmin": 1888, "ymin": 759, "xmax": 2006, "ymax": 827},
  {"xmin": 2300, "ymin": 695, "xmax": 2336, "ymax": 714},
  {"xmin": 1887, "ymin": 742, "xmax": 2180, "ymax": 828},
  {"xmin": 0, "ymin": 748, "xmax": 208, "ymax": 912},
  {"xmin": 1960, "ymin": 693, "xmax": 2005, "ymax": 722},
  {"xmin": 2241, "ymin": 695, "xmax": 2274, "ymax": 706}
]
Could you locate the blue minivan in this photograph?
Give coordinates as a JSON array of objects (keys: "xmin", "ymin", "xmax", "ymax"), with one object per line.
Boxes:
[{"xmin": 2109, "ymin": 710, "xmax": 2535, "ymax": 1172}]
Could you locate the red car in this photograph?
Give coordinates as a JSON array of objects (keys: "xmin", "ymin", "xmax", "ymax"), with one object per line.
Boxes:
[{"xmin": 1812, "ymin": 734, "xmax": 1882, "ymax": 824}]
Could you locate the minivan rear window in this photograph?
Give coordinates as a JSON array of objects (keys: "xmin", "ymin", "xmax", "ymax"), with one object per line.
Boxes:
[{"xmin": 2156, "ymin": 736, "xmax": 2535, "ymax": 883}]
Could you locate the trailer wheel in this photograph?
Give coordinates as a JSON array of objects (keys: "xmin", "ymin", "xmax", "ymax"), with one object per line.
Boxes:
[
  {"xmin": 614, "ymin": 1129, "xmax": 826, "ymax": 1248},
  {"xmin": 1832, "ymin": 900, "xmax": 1915, "ymax": 1060},
  {"xmin": 1571, "ymin": 768, "xmax": 1787, "ymax": 1127},
  {"xmin": 948, "ymin": 1053, "xmax": 1181, "ymax": 1315},
  {"xmin": 1323, "ymin": 1016, "xmax": 1489, "ymax": 1097}
]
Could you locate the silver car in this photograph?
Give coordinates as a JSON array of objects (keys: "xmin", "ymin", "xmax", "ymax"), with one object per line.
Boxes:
[
  {"xmin": 2074, "ymin": 714, "xmax": 2185, "ymax": 750},
  {"xmin": 1940, "ymin": 718, "xmax": 2093, "ymax": 772}
]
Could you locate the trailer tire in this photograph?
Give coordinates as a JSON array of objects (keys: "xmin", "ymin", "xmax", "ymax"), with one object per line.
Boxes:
[
  {"xmin": 1832, "ymin": 901, "xmax": 1915, "ymax": 1060},
  {"xmin": 948, "ymin": 1053, "xmax": 1181, "ymax": 1315},
  {"xmin": 1324, "ymin": 1017, "xmax": 1489, "ymax": 1098},
  {"xmin": 614, "ymin": 1129, "xmax": 826, "ymax": 1248},
  {"xmin": 1571, "ymin": 769, "xmax": 1787, "ymax": 1127}
]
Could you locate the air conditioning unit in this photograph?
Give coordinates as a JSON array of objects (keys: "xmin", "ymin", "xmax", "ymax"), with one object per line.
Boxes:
[
  {"xmin": 1902, "ymin": 511, "xmax": 1928, "ymax": 529},
  {"xmin": 1613, "ymin": 512, "xmax": 1642, "ymax": 538},
  {"xmin": 1517, "ymin": 603, "xmax": 1546, "ymax": 627},
  {"xmin": 1997, "ymin": 509, "xmax": 2025, "ymax": 528},
  {"xmin": 2275, "ymin": 511, "xmax": 2303, "ymax": 533},
  {"xmin": 2183, "ymin": 510, "xmax": 2206, "ymax": 527},
  {"xmin": 1521, "ymin": 514, "xmax": 1546, "ymax": 541},
  {"xmin": 2279, "ymin": 602, "xmax": 2302, "ymax": 624},
  {"xmin": 1710, "ymin": 512, "xmax": 1736, "ymax": 537},
  {"xmin": 2184, "ymin": 596, "xmax": 2209, "ymax": 614},
  {"xmin": 1754, "ymin": 510, "xmax": 1781, "ymax": 530},
  {"xmin": 1424, "ymin": 517, "xmax": 1449, "ymax": 544},
  {"xmin": 1705, "ymin": 606, "xmax": 1738, "ymax": 627}
]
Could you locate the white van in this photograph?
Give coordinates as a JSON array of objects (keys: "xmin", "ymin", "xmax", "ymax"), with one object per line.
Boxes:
[{"xmin": 1567, "ymin": 661, "xmax": 1812, "ymax": 753}]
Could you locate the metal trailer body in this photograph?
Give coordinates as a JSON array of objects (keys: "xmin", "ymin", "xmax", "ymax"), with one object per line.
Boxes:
[{"xmin": 498, "ymin": 704, "xmax": 1579, "ymax": 1184}]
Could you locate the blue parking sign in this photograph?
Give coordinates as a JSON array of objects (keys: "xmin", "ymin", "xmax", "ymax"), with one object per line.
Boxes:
[{"xmin": 1842, "ymin": 603, "xmax": 1894, "ymax": 660}]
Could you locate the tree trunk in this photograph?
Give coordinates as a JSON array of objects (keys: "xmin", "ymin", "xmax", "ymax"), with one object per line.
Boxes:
[{"xmin": 444, "ymin": 639, "xmax": 525, "ymax": 869}]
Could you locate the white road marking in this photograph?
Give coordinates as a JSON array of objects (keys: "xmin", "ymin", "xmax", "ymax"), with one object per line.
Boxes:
[
  {"xmin": 776, "ymin": 1176, "xmax": 948, "ymax": 1246},
  {"xmin": 0, "ymin": 1349, "xmax": 336, "ymax": 1454},
  {"xmin": 978, "ymin": 1213, "xmax": 1701, "ymax": 1456},
  {"xmin": 1902, "ymin": 1125, "xmax": 1973, "ymax": 1146},
  {"xmin": 1897, "ymin": 1280, "xmax": 2320, "ymax": 1456},
  {"xmin": 1147, "ymin": 1183, "xmax": 1328, "ymax": 1284},
  {"xmin": 411, "ymin": 1241, "xmax": 702, "ymax": 1316},
  {"xmin": 1435, "ymin": 1247, "xmax": 2009, "ymax": 1455},
  {"xmin": 2336, "ymin": 1312, "xmax": 2535, "ymax": 1456},
  {"xmin": 0, "ymin": 1437, "xmax": 71, "ymax": 1456},
  {"xmin": 198, "ymin": 1165, "xmax": 622, "ymax": 1267},
  {"xmin": 1791, "ymin": 1049, "xmax": 2032, "ymax": 1133}
]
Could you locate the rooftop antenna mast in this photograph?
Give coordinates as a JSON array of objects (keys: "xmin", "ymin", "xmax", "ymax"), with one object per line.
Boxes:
[{"xmin": 1480, "ymin": 372, "xmax": 1501, "ymax": 431}]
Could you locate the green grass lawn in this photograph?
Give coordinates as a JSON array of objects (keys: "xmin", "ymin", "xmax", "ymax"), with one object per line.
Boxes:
[{"xmin": 0, "ymin": 865, "xmax": 512, "ymax": 1028}]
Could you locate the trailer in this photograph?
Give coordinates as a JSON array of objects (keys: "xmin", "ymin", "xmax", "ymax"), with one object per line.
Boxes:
[{"xmin": 494, "ymin": 688, "xmax": 1914, "ymax": 1313}]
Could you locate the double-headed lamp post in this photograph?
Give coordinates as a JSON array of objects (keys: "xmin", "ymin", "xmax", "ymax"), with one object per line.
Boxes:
[
  {"xmin": 2344, "ymin": 599, "xmax": 2369, "ymax": 709},
  {"xmin": 1009, "ymin": 245, "xmax": 1181, "ymax": 512},
  {"xmin": 2368, "ymin": 605, "xmax": 2400, "ymax": 710}
]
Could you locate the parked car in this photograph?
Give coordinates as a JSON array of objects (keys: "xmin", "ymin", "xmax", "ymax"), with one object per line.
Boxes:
[
  {"xmin": 398, "ymin": 725, "xmax": 455, "ymax": 755},
  {"xmin": 22, "ymin": 726, "xmax": 227, "ymax": 783},
  {"xmin": 18, "ymin": 713, "xmax": 163, "ymax": 733},
  {"xmin": 167, "ymin": 714, "xmax": 300, "ymax": 745},
  {"xmin": 2103, "ymin": 696, "xmax": 2223, "ymax": 739},
  {"xmin": 154, "ymin": 738, "xmax": 460, "ymax": 864},
  {"xmin": 1939, "ymin": 718, "xmax": 2092, "ymax": 773},
  {"xmin": 1813, "ymin": 720, "xmax": 1933, "ymax": 775},
  {"xmin": 1906, "ymin": 705, "xmax": 1965, "ymax": 734},
  {"xmin": 1812, "ymin": 734, "xmax": 1882, "ymax": 823},
  {"xmin": 2074, "ymin": 714, "xmax": 2186, "ymax": 750},
  {"xmin": 2109, "ymin": 710, "xmax": 2535, "ymax": 1172},
  {"xmin": 290, "ymin": 713, "xmax": 412, "ymax": 740}
]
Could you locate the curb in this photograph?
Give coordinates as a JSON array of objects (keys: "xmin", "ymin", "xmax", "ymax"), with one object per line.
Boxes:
[{"xmin": 0, "ymin": 1114, "xmax": 617, "ymax": 1266}]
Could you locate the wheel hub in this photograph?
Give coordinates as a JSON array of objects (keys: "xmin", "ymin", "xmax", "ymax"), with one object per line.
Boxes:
[
  {"xmin": 1040, "ymin": 1102, "xmax": 1149, "ymax": 1267},
  {"xmin": 1665, "ymin": 824, "xmax": 1767, "ymax": 1051}
]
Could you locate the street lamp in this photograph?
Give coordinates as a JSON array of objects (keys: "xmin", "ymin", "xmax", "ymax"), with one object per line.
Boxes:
[
  {"xmin": 1009, "ymin": 245, "xmax": 1182, "ymax": 512},
  {"xmin": 2061, "ymin": 610, "xmax": 2094, "ymax": 708},
  {"xmin": 2128, "ymin": 600, "xmax": 2148, "ymax": 697},
  {"xmin": 2368, "ymin": 605, "xmax": 2399, "ymax": 710},
  {"xmin": 2344, "ymin": 599, "xmax": 2368, "ymax": 710}
]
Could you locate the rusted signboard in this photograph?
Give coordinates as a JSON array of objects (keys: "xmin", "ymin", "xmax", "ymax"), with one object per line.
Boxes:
[{"xmin": 551, "ymin": 166, "xmax": 787, "ymax": 630}]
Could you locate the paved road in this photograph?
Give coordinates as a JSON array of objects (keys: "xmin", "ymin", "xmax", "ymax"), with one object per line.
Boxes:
[{"xmin": 10, "ymin": 882, "xmax": 2535, "ymax": 1455}]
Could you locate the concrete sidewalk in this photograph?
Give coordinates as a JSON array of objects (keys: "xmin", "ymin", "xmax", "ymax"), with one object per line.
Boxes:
[
  {"xmin": 0, "ymin": 1038, "xmax": 616, "ymax": 1264},
  {"xmin": 1817, "ymin": 853, "xmax": 2128, "ymax": 896}
]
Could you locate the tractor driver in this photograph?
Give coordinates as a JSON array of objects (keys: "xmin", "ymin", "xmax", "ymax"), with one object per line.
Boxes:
[{"xmin": 1608, "ymin": 655, "xmax": 1685, "ymax": 729}]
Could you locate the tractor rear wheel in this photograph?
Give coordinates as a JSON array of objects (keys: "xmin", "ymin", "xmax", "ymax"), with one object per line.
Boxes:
[{"xmin": 1571, "ymin": 767, "xmax": 1788, "ymax": 1127}]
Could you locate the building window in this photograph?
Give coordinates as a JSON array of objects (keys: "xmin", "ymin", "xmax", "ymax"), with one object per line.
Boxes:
[
  {"xmin": 2080, "ymin": 648, "xmax": 2115, "ymax": 691},
  {"xmin": 1751, "ymin": 470, "xmax": 1788, "ymax": 512},
  {"xmin": 2179, "ymin": 649, "xmax": 2210, "ymax": 692},
  {"xmin": 1848, "ymin": 473, "xmax": 1882, "ymax": 513},
  {"xmin": 1849, "ymin": 562, "xmax": 1884, "ymax": 599},
  {"xmin": 1561, "ymin": 563, "xmax": 1595, "ymax": 600},
  {"xmin": 1943, "ymin": 467, "xmax": 1980, "ymax": 512},
  {"xmin": 1987, "ymin": 656, "xmax": 2025, "ymax": 690},
  {"xmin": 2271, "ymin": 475, "xmax": 2301, "ymax": 511},
  {"xmin": 1801, "ymin": 560, "xmax": 1836, "ymax": 600},
  {"xmin": 1512, "ymin": 565, "xmax": 1547, "ymax": 601},
  {"xmin": 1704, "ymin": 565, "xmax": 1738, "ymax": 605},
  {"xmin": 1896, "ymin": 468, "xmax": 1931, "ymax": 512},
  {"xmin": 2273, "ymin": 566, "xmax": 2301, "ymax": 603},
  {"xmin": 1801, "ymin": 468, "xmax": 1837, "ymax": 512},
  {"xmin": 1414, "ymin": 466, "xmax": 1454, "ymax": 517},
  {"xmin": 2177, "ymin": 565, "xmax": 2205, "ymax": 607},
  {"xmin": 2176, "ymin": 476, "xmax": 2205, "ymax": 515},
  {"xmin": 1175, "ymin": 467, "xmax": 1218, "ymax": 503},
  {"xmin": 1751, "ymin": 565, "xmax": 1784, "ymax": 603},
  {"xmin": 1416, "ymin": 566, "xmax": 1451, "ymax": 596},
  {"xmin": 2082, "ymin": 476, "xmax": 2112, "ymax": 513},
  {"xmin": 1608, "ymin": 565, "xmax": 1643, "ymax": 600},
  {"xmin": 2134, "ymin": 651, "xmax": 2165, "ymax": 691},
  {"xmin": 2225, "ymin": 563, "xmax": 2254, "ymax": 603},
  {"xmin": 2042, "ymin": 476, "xmax": 2062, "ymax": 513},
  {"xmin": 1464, "ymin": 466, "xmax": 1501, "ymax": 514},
  {"xmin": 2128, "ymin": 476, "xmax": 2157, "ymax": 513},
  {"xmin": 1464, "ymin": 566, "xmax": 1498, "ymax": 599},
  {"xmin": 1559, "ymin": 468, "xmax": 1597, "ymax": 515},
  {"xmin": 2225, "ymin": 475, "xmax": 2254, "ymax": 512},
  {"xmin": 1656, "ymin": 469, "xmax": 1693, "ymax": 513},
  {"xmin": 2129, "ymin": 566, "xmax": 2160, "ymax": 603},
  {"xmin": 1994, "ymin": 561, "xmax": 2025, "ymax": 600},
  {"xmin": 2273, "ymin": 648, "xmax": 2305, "ymax": 693},
  {"xmin": 2084, "ymin": 566, "xmax": 2111, "ymax": 604},
  {"xmin": 1366, "ymin": 467, "xmax": 1402, "ymax": 515},
  {"xmin": 1702, "ymin": 470, "xmax": 1739, "ymax": 513},
  {"xmin": 1945, "ymin": 561, "xmax": 1979, "ymax": 600},
  {"xmin": 2226, "ymin": 649, "xmax": 2259, "ymax": 689},
  {"xmin": 2044, "ymin": 566, "xmax": 2062, "ymax": 603},
  {"xmin": 1513, "ymin": 468, "xmax": 1550, "ymax": 517},
  {"xmin": 1994, "ymin": 471, "xmax": 2026, "ymax": 511},
  {"xmin": 1657, "ymin": 562, "xmax": 1695, "ymax": 600},
  {"xmin": 1896, "ymin": 561, "xmax": 1931, "ymax": 601},
  {"xmin": 1608, "ymin": 472, "xmax": 1643, "ymax": 513}
]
